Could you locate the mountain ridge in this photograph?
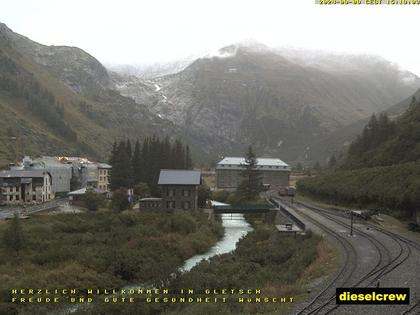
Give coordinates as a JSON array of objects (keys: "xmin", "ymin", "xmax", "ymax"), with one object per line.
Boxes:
[{"xmin": 113, "ymin": 43, "xmax": 420, "ymax": 163}]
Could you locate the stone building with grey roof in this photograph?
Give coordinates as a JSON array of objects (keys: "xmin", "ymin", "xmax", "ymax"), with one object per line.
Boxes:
[
  {"xmin": 216, "ymin": 157, "xmax": 290, "ymax": 190},
  {"xmin": 158, "ymin": 169, "xmax": 201, "ymax": 210},
  {"xmin": 0, "ymin": 170, "xmax": 53, "ymax": 205}
]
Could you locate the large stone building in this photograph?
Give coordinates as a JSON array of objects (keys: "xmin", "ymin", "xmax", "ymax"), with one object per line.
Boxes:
[
  {"xmin": 158, "ymin": 169, "xmax": 201, "ymax": 210},
  {"xmin": 10, "ymin": 156, "xmax": 111, "ymax": 194},
  {"xmin": 97, "ymin": 163, "xmax": 111, "ymax": 192},
  {"xmin": 59, "ymin": 157, "xmax": 111, "ymax": 192},
  {"xmin": 15, "ymin": 156, "xmax": 73, "ymax": 194},
  {"xmin": 0, "ymin": 170, "xmax": 53, "ymax": 205},
  {"xmin": 216, "ymin": 157, "xmax": 290, "ymax": 190}
]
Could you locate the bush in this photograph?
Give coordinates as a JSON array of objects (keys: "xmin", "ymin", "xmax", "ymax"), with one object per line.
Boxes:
[
  {"xmin": 111, "ymin": 188, "xmax": 130, "ymax": 212},
  {"xmin": 212, "ymin": 190, "xmax": 230, "ymax": 203},
  {"xmin": 82, "ymin": 191, "xmax": 105, "ymax": 211},
  {"xmin": 197, "ymin": 183, "xmax": 211, "ymax": 208},
  {"xmin": 133, "ymin": 182, "xmax": 150, "ymax": 199}
]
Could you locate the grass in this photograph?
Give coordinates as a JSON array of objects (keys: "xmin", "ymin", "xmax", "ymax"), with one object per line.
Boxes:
[
  {"xmin": 128, "ymin": 223, "xmax": 329, "ymax": 315},
  {"xmin": 295, "ymin": 194, "xmax": 420, "ymax": 243},
  {"xmin": 0, "ymin": 210, "xmax": 223, "ymax": 314},
  {"xmin": 57, "ymin": 220, "xmax": 333, "ymax": 315}
]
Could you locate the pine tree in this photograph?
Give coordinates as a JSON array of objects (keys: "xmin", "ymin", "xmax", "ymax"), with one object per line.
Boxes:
[
  {"xmin": 328, "ymin": 155, "xmax": 337, "ymax": 168},
  {"xmin": 3, "ymin": 213, "xmax": 26, "ymax": 257},
  {"xmin": 132, "ymin": 140, "xmax": 142, "ymax": 184},
  {"xmin": 185, "ymin": 145, "xmax": 193, "ymax": 169},
  {"xmin": 237, "ymin": 146, "xmax": 262, "ymax": 201},
  {"xmin": 110, "ymin": 141, "xmax": 134, "ymax": 190},
  {"xmin": 126, "ymin": 139, "xmax": 132, "ymax": 160}
]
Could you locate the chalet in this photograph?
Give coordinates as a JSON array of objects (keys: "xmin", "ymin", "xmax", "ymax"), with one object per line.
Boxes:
[{"xmin": 158, "ymin": 169, "xmax": 201, "ymax": 210}]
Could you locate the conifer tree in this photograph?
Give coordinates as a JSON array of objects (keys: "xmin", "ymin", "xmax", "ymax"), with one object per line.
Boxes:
[
  {"xmin": 110, "ymin": 141, "xmax": 134, "ymax": 189},
  {"xmin": 185, "ymin": 145, "xmax": 193, "ymax": 169},
  {"xmin": 132, "ymin": 140, "xmax": 142, "ymax": 184},
  {"xmin": 126, "ymin": 139, "xmax": 132, "ymax": 160},
  {"xmin": 3, "ymin": 213, "xmax": 25, "ymax": 257},
  {"xmin": 237, "ymin": 145, "xmax": 262, "ymax": 200},
  {"xmin": 328, "ymin": 154, "xmax": 337, "ymax": 168}
]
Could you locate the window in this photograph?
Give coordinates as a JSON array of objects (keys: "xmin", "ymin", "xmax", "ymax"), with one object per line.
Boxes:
[
  {"xmin": 166, "ymin": 201, "xmax": 176, "ymax": 209},
  {"xmin": 167, "ymin": 188, "xmax": 175, "ymax": 197},
  {"xmin": 182, "ymin": 189, "xmax": 191, "ymax": 197},
  {"xmin": 183, "ymin": 201, "xmax": 191, "ymax": 210}
]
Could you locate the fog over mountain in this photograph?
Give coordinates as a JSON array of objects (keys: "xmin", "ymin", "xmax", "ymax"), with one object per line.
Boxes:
[
  {"xmin": 1, "ymin": 20, "xmax": 419, "ymax": 165},
  {"xmin": 111, "ymin": 42, "xmax": 420, "ymax": 163}
]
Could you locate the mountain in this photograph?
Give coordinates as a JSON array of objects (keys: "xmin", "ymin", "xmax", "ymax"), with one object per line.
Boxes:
[
  {"xmin": 0, "ymin": 23, "xmax": 180, "ymax": 166},
  {"xmin": 1, "ymin": 24, "xmax": 419, "ymax": 167},
  {"xmin": 298, "ymin": 95, "xmax": 420, "ymax": 219},
  {"xmin": 107, "ymin": 55, "xmax": 198, "ymax": 79},
  {"xmin": 344, "ymin": 93, "xmax": 420, "ymax": 168},
  {"xmin": 112, "ymin": 43, "xmax": 420, "ymax": 163}
]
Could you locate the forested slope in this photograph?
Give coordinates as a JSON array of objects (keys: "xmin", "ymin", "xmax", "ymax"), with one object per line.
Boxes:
[{"xmin": 298, "ymin": 94, "xmax": 420, "ymax": 219}]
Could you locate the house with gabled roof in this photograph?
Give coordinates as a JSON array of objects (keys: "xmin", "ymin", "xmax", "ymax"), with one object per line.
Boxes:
[{"xmin": 158, "ymin": 169, "xmax": 201, "ymax": 210}]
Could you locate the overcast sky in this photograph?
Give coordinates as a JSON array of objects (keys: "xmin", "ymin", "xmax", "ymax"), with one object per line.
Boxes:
[{"xmin": 2, "ymin": 0, "xmax": 420, "ymax": 75}]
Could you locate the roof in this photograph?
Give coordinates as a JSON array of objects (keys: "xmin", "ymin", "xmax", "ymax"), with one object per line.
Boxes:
[
  {"xmin": 210, "ymin": 200, "xmax": 230, "ymax": 207},
  {"xmin": 217, "ymin": 157, "xmax": 289, "ymax": 167},
  {"xmin": 97, "ymin": 163, "xmax": 112, "ymax": 169},
  {"xmin": 158, "ymin": 169, "xmax": 201, "ymax": 185},
  {"xmin": 139, "ymin": 198, "xmax": 162, "ymax": 202},
  {"xmin": 0, "ymin": 170, "xmax": 48, "ymax": 178},
  {"xmin": 67, "ymin": 188, "xmax": 106, "ymax": 195}
]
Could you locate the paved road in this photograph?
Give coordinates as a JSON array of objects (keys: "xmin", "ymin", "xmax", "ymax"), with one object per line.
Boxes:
[{"xmin": 0, "ymin": 198, "xmax": 68, "ymax": 219}]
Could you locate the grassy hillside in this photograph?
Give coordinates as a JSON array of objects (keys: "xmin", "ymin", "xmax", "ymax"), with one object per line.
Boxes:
[
  {"xmin": 298, "ymin": 94, "xmax": 420, "ymax": 219},
  {"xmin": 0, "ymin": 23, "xmax": 180, "ymax": 166},
  {"xmin": 344, "ymin": 96, "xmax": 420, "ymax": 168},
  {"xmin": 298, "ymin": 162, "xmax": 420, "ymax": 218}
]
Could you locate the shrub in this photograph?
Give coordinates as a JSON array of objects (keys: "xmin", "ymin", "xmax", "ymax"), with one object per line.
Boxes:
[
  {"xmin": 82, "ymin": 191, "xmax": 105, "ymax": 211},
  {"xmin": 111, "ymin": 188, "xmax": 130, "ymax": 212}
]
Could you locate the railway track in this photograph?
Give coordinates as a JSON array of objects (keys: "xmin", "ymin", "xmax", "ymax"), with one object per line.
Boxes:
[{"xmin": 270, "ymin": 197, "xmax": 419, "ymax": 315}]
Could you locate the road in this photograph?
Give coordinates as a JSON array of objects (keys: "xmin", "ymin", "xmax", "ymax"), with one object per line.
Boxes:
[
  {"xmin": 0, "ymin": 198, "xmax": 69, "ymax": 220},
  {"xmin": 270, "ymin": 195, "xmax": 420, "ymax": 315}
]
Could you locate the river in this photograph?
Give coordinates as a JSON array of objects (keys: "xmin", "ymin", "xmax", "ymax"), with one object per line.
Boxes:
[
  {"xmin": 57, "ymin": 212, "xmax": 253, "ymax": 314},
  {"xmin": 181, "ymin": 213, "xmax": 253, "ymax": 271}
]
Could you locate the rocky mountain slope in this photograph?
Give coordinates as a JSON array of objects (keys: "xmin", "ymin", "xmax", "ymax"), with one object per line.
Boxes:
[
  {"xmin": 112, "ymin": 43, "xmax": 420, "ymax": 163},
  {"xmin": 0, "ymin": 23, "xmax": 179, "ymax": 165},
  {"xmin": 1, "ymin": 23, "xmax": 419, "ymax": 166}
]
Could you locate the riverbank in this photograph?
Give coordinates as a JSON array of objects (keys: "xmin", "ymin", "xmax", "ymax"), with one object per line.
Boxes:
[
  {"xmin": 90, "ymin": 216, "xmax": 328, "ymax": 315},
  {"xmin": 0, "ymin": 210, "xmax": 223, "ymax": 314}
]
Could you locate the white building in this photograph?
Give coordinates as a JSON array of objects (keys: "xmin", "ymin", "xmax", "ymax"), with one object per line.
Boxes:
[{"xmin": 216, "ymin": 157, "xmax": 290, "ymax": 190}]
